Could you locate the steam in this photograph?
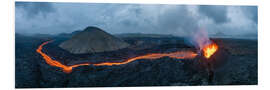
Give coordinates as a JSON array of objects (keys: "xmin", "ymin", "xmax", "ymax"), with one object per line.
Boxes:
[{"xmin": 185, "ymin": 28, "xmax": 212, "ymax": 51}]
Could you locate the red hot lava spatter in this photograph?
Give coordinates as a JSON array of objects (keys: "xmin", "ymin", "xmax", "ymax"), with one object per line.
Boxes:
[
  {"xmin": 36, "ymin": 40, "xmax": 198, "ymax": 73},
  {"xmin": 203, "ymin": 43, "xmax": 218, "ymax": 59}
]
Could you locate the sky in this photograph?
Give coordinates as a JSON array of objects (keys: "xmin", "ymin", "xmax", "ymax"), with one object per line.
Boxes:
[{"xmin": 15, "ymin": 2, "xmax": 258, "ymax": 38}]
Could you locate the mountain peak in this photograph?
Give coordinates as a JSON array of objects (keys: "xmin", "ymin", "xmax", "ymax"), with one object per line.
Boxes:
[{"xmin": 83, "ymin": 26, "xmax": 104, "ymax": 32}]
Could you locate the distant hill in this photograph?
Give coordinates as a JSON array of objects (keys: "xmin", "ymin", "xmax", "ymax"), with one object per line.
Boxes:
[
  {"xmin": 57, "ymin": 30, "xmax": 82, "ymax": 38},
  {"xmin": 115, "ymin": 33, "xmax": 176, "ymax": 38},
  {"xmin": 59, "ymin": 26, "xmax": 130, "ymax": 54},
  {"xmin": 210, "ymin": 32, "xmax": 257, "ymax": 40}
]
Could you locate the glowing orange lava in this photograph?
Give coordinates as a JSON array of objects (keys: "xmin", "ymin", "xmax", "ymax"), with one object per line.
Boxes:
[
  {"xmin": 203, "ymin": 43, "xmax": 218, "ymax": 59},
  {"xmin": 36, "ymin": 40, "xmax": 198, "ymax": 73}
]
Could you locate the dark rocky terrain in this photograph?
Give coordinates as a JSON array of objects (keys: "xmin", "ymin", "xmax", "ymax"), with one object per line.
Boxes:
[{"xmin": 15, "ymin": 33, "xmax": 257, "ymax": 88}]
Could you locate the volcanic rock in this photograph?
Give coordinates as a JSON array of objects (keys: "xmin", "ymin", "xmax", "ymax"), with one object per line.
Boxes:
[{"xmin": 59, "ymin": 26, "xmax": 130, "ymax": 54}]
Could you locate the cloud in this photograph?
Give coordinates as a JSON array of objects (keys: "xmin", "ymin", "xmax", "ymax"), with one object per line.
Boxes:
[
  {"xmin": 241, "ymin": 6, "xmax": 258, "ymax": 24},
  {"xmin": 109, "ymin": 5, "xmax": 199, "ymax": 36},
  {"xmin": 197, "ymin": 6, "xmax": 257, "ymax": 38},
  {"xmin": 15, "ymin": 2, "xmax": 257, "ymax": 39},
  {"xmin": 15, "ymin": 2, "xmax": 55, "ymax": 18},
  {"xmin": 157, "ymin": 5, "xmax": 198, "ymax": 36},
  {"xmin": 198, "ymin": 5, "xmax": 228, "ymax": 24}
]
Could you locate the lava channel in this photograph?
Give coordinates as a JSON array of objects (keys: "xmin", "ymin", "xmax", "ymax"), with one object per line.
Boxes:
[{"xmin": 36, "ymin": 40, "xmax": 198, "ymax": 73}]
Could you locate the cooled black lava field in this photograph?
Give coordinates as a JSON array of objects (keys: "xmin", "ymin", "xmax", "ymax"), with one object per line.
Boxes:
[{"xmin": 15, "ymin": 34, "xmax": 257, "ymax": 88}]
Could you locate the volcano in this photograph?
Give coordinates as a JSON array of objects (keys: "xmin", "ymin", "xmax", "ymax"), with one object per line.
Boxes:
[{"xmin": 59, "ymin": 26, "xmax": 130, "ymax": 54}]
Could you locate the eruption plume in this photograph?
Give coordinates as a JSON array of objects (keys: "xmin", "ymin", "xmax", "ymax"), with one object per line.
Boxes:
[{"xmin": 185, "ymin": 28, "xmax": 218, "ymax": 59}]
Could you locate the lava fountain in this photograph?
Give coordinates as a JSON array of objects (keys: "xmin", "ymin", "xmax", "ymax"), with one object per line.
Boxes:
[
  {"xmin": 202, "ymin": 42, "xmax": 218, "ymax": 59},
  {"xmin": 187, "ymin": 28, "xmax": 219, "ymax": 59},
  {"xmin": 36, "ymin": 40, "xmax": 198, "ymax": 73}
]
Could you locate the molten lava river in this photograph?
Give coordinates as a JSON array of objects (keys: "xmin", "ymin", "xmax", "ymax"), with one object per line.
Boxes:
[{"xmin": 36, "ymin": 40, "xmax": 216, "ymax": 73}]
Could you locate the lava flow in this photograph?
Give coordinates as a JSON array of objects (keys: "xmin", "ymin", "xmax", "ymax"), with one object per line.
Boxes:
[
  {"xmin": 36, "ymin": 40, "xmax": 198, "ymax": 73},
  {"xmin": 202, "ymin": 43, "xmax": 218, "ymax": 59}
]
